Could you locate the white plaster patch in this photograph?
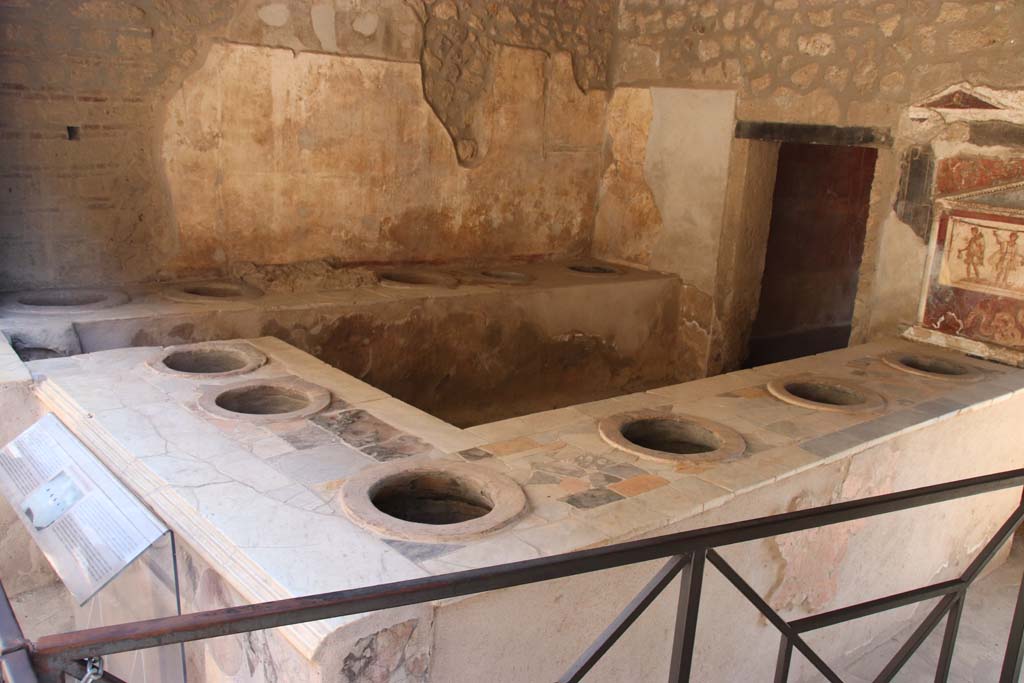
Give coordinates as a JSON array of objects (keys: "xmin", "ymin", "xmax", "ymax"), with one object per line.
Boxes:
[
  {"xmin": 351, "ymin": 11, "xmax": 380, "ymax": 37},
  {"xmin": 868, "ymin": 213, "xmax": 929, "ymax": 339},
  {"xmin": 643, "ymin": 88, "xmax": 737, "ymax": 292},
  {"xmin": 257, "ymin": 3, "xmax": 290, "ymax": 27},
  {"xmin": 310, "ymin": 2, "xmax": 337, "ymax": 51}
]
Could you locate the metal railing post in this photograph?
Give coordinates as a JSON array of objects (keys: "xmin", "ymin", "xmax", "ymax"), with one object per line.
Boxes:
[
  {"xmin": 774, "ymin": 636, "xmax": 793, "ymax": 683},
  {"xmin": 934, "ymin": 592, "xmax": 965, "ymax": 682},
  {"xmin": 559, "ymin": 555, "xmax": 690, "ymax": 683},
  {"xmin": 1001, "ymin": 562, "xmax": 1024, "ymax": 683},
  {"xmin": 668, "ymin": 550, "xmax": 706, "ymax": 683},
  {"xmin": 0, "ymin": 581, "xmax": 38, "ymax": 683},
  {"xmin": 1000, "ymin": 487, "xmax": 1024, "ymax": 683}
]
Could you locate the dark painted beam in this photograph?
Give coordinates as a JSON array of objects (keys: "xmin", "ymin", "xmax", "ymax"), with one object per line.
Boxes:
[{"xmin": 735, "ymin": 121, "xmax": 893, "ymax": 148}]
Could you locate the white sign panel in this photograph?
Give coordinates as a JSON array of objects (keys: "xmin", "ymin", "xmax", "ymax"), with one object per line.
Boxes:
[{"xmin": 0, "ymin": 414, "xmax": 167, "ymax": 604}]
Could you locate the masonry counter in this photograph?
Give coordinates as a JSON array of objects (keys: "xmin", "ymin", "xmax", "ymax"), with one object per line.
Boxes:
[{"xmin": 2, "ymin": 335, "xmax": 1023, "ymax": 682}]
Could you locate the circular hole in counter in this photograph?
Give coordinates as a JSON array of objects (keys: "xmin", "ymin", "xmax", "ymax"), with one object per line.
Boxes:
[
  {"xmin": 183, "ymin": 284, "xmax": 246, "ymax": 298},
  {"xmin": 340, "ymin": 461, "xmax": 526, "ymax": 542},
  {"xmin": 371, "ymin": 472, "xmax": 493, "ymax": 525},
  {"xmin": 151, "ymin": 342, "xmax": 267, "ymax": 379},
  {"xmin": 621, "ymin": 418, "xmax": 721, "ymax": 455},
  {"xmin": 377, "ymin": 269, "xmax": 459, "ymax": 288},
  {"xmin": 215, "ymin": 384, "xmax": 309, "ymax": 415},
  {"xmin": 568, "ymin": 264, "xmax": 619, "ymax": 275},
  {"xmin": 4, "ymin": 288, "xmax": 130, "ymax": 314},
  {"xmin": 162, "ymin": 280, "xmax": 263, "ymax": 303},
  {"xmin": 881, "ymin": 352, "xmax": 981, "ymax": 382},
  {"xmin": 900, "ymin": 356, "xmax": 967, "ymax": 376},
  {"xmin": 785, "ymin": 381, "xmax": 865, "ymax": 407},
  {"xmin": 478, "ymin": 269, "xmax": 534, "ymax": 284},
  {"xmin": 767, "ymin": 375, "xmax": 886, "ymax": 414},
  {"xmin": 598, "ymin": 412, "xmax": 746, "ymax": 464},
  {"xmin": 165, "ymin": 349, "xmax": 247, "ymax": 374},
  {"xmin": 198, "ymin": 377, "xmax": 331, "ymax": 422}
]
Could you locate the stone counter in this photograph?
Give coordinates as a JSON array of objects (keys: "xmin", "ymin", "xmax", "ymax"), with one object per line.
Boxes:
[
  {"xmin": 8, "ymin": 336, "xmax": 1024, "ymax": 681},
  {"xmin": 1, "ymin": 260, "xmax": 682, "ymax": 427}
]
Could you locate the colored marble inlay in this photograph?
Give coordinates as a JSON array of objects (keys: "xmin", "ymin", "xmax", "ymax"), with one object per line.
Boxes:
[
  {"xmin": 608, "ymin": 474, "xmax": 669, "ymax": 497},
  {"xmin": 561, "ymin": 487, "xmax": 625, "ymax": 509}
]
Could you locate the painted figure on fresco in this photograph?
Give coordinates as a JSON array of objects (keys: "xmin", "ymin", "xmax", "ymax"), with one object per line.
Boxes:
[
  {"xmin": 956, "ymin": 225, "xmax": 986, "ymax": 280},
  {"xmin": 990, "ymin": 231, "xmax": 1024, "ymax": 286}
]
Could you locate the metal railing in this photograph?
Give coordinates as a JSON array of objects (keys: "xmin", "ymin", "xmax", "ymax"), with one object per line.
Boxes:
[{"xmin": 4, "ymin": 467, "xmax": 1024, "ymax": 683}]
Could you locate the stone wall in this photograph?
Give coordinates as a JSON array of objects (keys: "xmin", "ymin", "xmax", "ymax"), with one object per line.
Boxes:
[
  {"xmin": 606, "ymin": 0, "xmax": 1024, "ymax": 370},
  {"xmin": 420, "ymin": 0, "xmax": 614, "ymax": 165},
  {"xmin": 616, "ymin": 0, "xmax": 1023, "ymax": 127},
  {"xmin": 0, "ymin": 0, "xmax": 614, "ymax": 290}
]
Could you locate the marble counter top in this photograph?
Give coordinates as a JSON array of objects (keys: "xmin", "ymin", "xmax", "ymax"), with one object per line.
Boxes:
[{"xmin": 20, "ymin": 336, "xmax": 1024, "ymax": 657}]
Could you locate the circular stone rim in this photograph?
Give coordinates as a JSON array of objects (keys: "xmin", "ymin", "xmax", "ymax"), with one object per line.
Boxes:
[
  {"xmin": 197, "ymin": 376, "xmax": 330, "ymax": 423},
  {"xmin": 597, "ymin": 411, "xmax": 746, "ymax": 464},
  {"xmin": 766, "ymin": 375, "xmax": 887, "ymax": 414},
  {"xmin": 161, "ymin": 280, "xmax": 264, "ymax": 303},
  {"xmin": 148, "ymin": 341, "xmax": 268, "ymax": 379},
  {"xmin": 1, "ymin": 288, "xmax": 130, "ymax": 315},
  {"xmin": 475, "ymin": 269, "xmax": 536, "ymax": 285},
  {"xmin": 880, "ymin": 351, "xmax": 983, "ymax": 383},
  {"xmin": 567, "ymin": 263, "xmax": 623, "ymax": 276},
  {"xmin": 339, "ymin": 460, "xmax": 527, "ymax": 542},
  {"xmin": 375, "ymin": 269, "xmax": 460, "ymax": 289}
]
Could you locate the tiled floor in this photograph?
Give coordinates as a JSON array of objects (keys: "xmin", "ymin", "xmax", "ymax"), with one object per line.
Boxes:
[{"xmin": 838, "ymin": 541, "xmax": 1024, "ymax": 682}]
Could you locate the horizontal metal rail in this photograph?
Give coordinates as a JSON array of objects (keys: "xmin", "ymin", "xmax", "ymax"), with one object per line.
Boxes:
[
  {"xmin": 12, "ymin": 466, "xmax": 1024, "ymax": 681},
  {"xmin": 790, "ymin": 579, "xmax": 964, "ymax": 633}
]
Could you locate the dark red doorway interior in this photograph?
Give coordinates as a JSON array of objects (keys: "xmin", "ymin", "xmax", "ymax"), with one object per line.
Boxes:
[{"xmin": 745, "ymin": 142, "xmax": 877, "ymax": 367}]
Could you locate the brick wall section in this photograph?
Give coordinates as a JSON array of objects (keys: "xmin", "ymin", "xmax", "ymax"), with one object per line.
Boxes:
[{"xmin": 0, "ymin": 0, "xmax": 235, "ymax": 290}]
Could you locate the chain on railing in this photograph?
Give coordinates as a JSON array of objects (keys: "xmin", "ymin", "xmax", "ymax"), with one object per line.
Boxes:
[{"xmin": 3, "ymin": 467, "xmax": 1024, "ymax": 683}]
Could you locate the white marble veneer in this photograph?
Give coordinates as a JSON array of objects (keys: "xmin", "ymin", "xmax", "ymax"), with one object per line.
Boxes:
[{"xmin": 14, "ymin": 336, "xmax": 1024, "ymax": 676}]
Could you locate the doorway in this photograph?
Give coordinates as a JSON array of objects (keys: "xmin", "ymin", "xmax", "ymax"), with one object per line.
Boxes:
[{"xmin": 745, "ymin": 142, "xmax": 877, "ymax": 367}]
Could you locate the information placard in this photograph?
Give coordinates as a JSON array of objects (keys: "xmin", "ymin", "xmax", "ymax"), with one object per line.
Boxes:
[{"xmin": 0, "ymin": 413, "xmax": 167, "ymax": 604}]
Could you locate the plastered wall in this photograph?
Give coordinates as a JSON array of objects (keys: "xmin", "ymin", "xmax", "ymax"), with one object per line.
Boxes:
[
  {"xmin": 162, "ymin": 44, "xmax": 606, "ymax": 273},
  {"xmin": 0, "ymin": 0, "xmax": 614, "ymax": 289},
  {"xmin": 4, "ymin": 0, "xmax": 1024, "ymax": 371}
]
